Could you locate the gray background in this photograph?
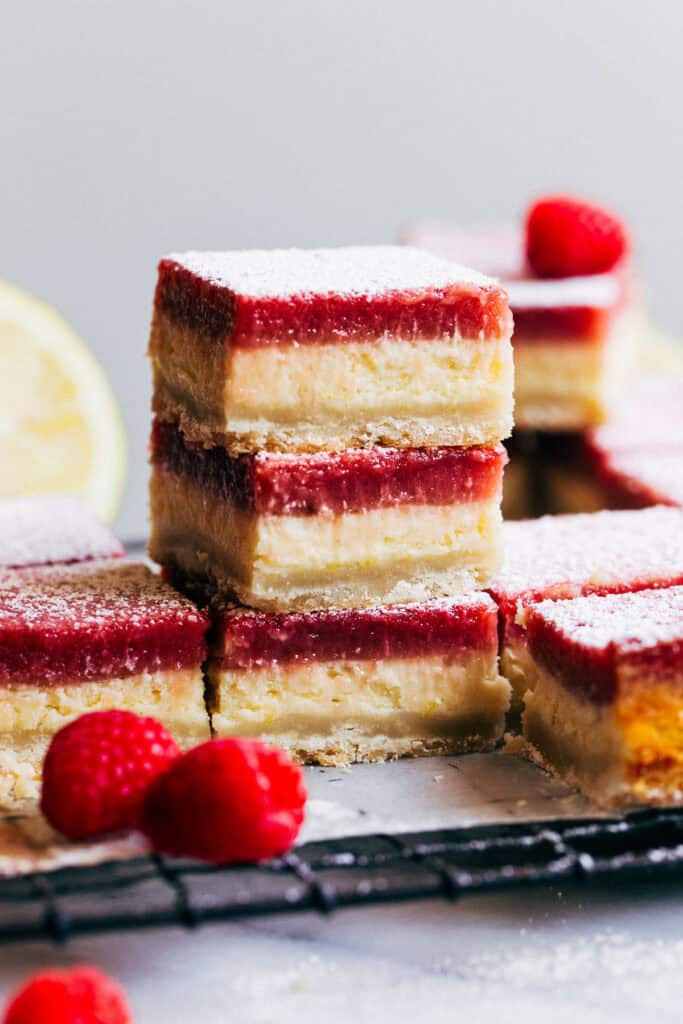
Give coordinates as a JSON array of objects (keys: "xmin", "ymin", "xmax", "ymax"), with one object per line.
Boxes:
[{"xmin": 2, "ymin": 0, "xmax": 681, "ymax": 535}]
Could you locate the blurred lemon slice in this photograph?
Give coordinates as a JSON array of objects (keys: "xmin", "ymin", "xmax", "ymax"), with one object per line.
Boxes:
[{"xmin": 0, "ymin": 279, "xmax": 126, "ymax": 523}]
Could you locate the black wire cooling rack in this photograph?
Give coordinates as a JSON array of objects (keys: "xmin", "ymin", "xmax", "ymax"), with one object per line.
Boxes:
[{"xmin": 3, "ymin": 808, "xmax": 683, "ymax": 944}]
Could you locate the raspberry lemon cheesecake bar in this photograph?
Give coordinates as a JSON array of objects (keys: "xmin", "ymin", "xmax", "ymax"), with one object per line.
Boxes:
[
  {"xmin": 0, "ymin": 560, "xmax": 209, "ymax": 801},
  {"xmin": 521, "ymin": 586, "xmax": 683, "ymax": 806},
  {"xmin": 205, "ymin": 594, "xmax": 510, "ymax": 764},
  {"xmin": 406, "ymin": 197, "xmax": 637, "ymax": 430},
  {"xmin": 149, "ymin": 246, "xmax": 513, "ymax": 453},
  {"xmin": 150, "ymin": 419, "xmax": 507, "ymax": 611},
  {"xmin": 489, "ymin": 506, "xmax": 683, "ymax": 715}
]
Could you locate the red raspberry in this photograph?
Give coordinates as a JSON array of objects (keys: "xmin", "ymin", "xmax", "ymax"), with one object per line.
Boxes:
[
  {"xmin": 3, "ymin": 965, "xmax": 131, "ymax": 1024},
  {"xmin": 41, "ymin": 710, "xmax": 179, "ymax": 840},
  {"xmin": 525, "ymin": 195, "xmax": 629, "ymax": 278},
  {"xmin": 141, "ymin": 738, "xmax": 306, "ymax": 863}
]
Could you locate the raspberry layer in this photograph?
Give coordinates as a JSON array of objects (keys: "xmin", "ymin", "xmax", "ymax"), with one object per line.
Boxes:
[
  {"xmin": 0, "ymin": 560, "xmax": 208, "ymax": 685},
  {"xmin": 155, "ymin": 247, "xmax": 511, "ymax": 347},
  {"xmin": 525, "ymin": 586, "xmax": 683, "ymax": 705},
  {"xmin": 151, "ymin": 418, "xmax": 506, "ymax": 516},
  {"xmin": 214, "ymin": 594, "xmax": 499, "ymax": 669},
  {"xmin": 0, "ymin": 496, "xmax": 124, "ymax": 568},
  {"xmin": 490, "ymin": 506, "xmax": 683, "ymax": 636}
]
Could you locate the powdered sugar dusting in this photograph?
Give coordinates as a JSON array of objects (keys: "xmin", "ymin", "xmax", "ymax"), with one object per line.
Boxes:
[
  {"xmin": 590, "ymin": 374, "xmax": 683, "ymax": 454},
  {"xmin": 491, "ymin": 506, "xmax": 683, "ymax": 599},
  {"xmin": 601, "ymin": 451, "xmax": 683, "ymax": 507},
  {"xmin": 0, "ymin": 560, "xmax": 205, "ymax": 631},
  {"xmin": 405, "ymin": 222, "xmax": 620, "ymax": 309},
  {"xmin": 168, "ymin": 246, "xmax": 494, "ymax": 298},
  {"xmin": 531, "ymin": 585, "xmax": 683, "ymax": 651},
  {"xmin": 0, "ymin": 560, "xmax": 208, "ymax": 682},
  {"xmin": 0, "ymin": 496, "xmax": 124, "ymax": 568}
]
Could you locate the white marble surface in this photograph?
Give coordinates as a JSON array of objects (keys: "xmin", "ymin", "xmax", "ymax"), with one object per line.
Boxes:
[{"xmin": 2, "ymin": 755, "xmax": 683, "ymax": 1021}]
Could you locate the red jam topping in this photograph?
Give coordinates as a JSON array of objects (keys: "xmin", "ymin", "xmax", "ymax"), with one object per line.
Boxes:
[
  {"xmin": 215, "ymin": 595, "xmax": 499, "ymax": 670},
  {"xmin": 154, "ymin": 247, "xmax": 511, "ymax": 347},
  {"xmin": 489, "ymin": 507, "xmax": 683, "ymax": 641},
  {"xmin": 526, "ymin": 585, "xmax": 683, "ymax": 704},
  {"xmin": 152, "ymin": 418, "xmax": 506, "ymax": 516},
  {"xmin": 0, "ymin": 561, "xmax": 208, "ymax": 685}
]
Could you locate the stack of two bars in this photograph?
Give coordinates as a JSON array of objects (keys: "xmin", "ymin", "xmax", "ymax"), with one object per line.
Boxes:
[{"xmin": 149, "ymin": 246, "xmax": 515, "ymax": 763}]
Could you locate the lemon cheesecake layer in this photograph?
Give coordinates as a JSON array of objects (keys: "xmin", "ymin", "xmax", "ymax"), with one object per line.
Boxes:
[
  {"xmin": 513, "ymin": 311, "xmax": 638, "ymax": 431},
  {"xmin": 0, "ymin": 668, "xmax": 209, "ymax": 805},
  {"xmin": 209, "ymin": 653, "xmax": 509, "ymax": 766},
  {"xmin": 150, "ymin": 466, "xmax": 504, "ymax": 611},
  {"xmin": 151, "ymin": 328, "xmax": 514, "ymax": 452}
]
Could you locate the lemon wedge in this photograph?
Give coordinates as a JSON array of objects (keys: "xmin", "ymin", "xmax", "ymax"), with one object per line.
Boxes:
[{"xmin": 0, "ymin": 279, "xmax": 126, "ymax": 523}]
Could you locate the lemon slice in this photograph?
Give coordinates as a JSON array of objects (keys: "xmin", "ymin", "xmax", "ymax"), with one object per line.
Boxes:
[{"xmin": 0, "ymin": 279, "xmax": 126, "ymax": 523}]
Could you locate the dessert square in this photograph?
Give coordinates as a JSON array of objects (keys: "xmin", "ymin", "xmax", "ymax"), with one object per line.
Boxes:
[
  {"xmin": 149, "ymin": 418, "xmax": 507, "ymax": 611},
  {"xmin": 520, "ymin": 586, "xmax": 683, "ymax": 805},
  {"xmin": 405, "ymin": 224, "xmax": 638, "ymax": 431},
  {"xmin": 489, "ymin": 506, "xmax": 683, "ymax": 715},
  {"xmin": 544, "ymin": 375, "xmax": 683, "ymax": 513},
  {"xmin": 149, "ymin": 246, "xmax": 513, "ymax": 453},
  {"xmin": 0, "ymin": 495, "xmax": 124, "ymax": 568},
  {"xmin": 0, "ymin": 559, "xmax": 209, "ymax": 802},
  {"xmin": 205, "ymin": 594, "xmax": 510, "ymax": 765}
]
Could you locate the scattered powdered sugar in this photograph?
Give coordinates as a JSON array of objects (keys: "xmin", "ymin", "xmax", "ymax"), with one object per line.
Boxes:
[
  {"xmin": 602, "ymin": 451, "xmax": 683, "ymax": 506},
  {"xmin": 403, "ymin": 222, "xmax": 620, "ymax": 308},
  {"xmin": 491, "ymin": 506, "xmax": 683, "ymax": 599},
  {"xmin": 590, "ymin": 374, "xmax": 683, "ymax": 454},
  {"xmin": 0, "ymin": 496, "xmax": 124, "ymax": 568},
  {"xmin": 167, "ymin": 246, "xmax": 495, "ymax": 298},
  {"xmin": 531, "ymin": 585, "xmax": 683, "ymax": 650},
  {"xmin": 0, "ymin": 559, "xmax": 205, "ymax": 630}
]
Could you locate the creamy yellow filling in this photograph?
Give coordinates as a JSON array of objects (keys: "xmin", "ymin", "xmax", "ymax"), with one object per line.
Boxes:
[
  {"xmin": 0, "ymin": 667, "xmax": 210, "ymax": 804},
  {"xmin": 209, "ymin": 652, "xmax": 510, "ymax": 764},
  {"xmin": 151, "ymin": 313, "xmax": 514, "ymax": 448},
  {"xmin": 513, "ymin": 311, "xmax": 637, "ymax": 430},
  {"xmin": 224, "ymin": 336, "xmax": 513, "ymax": 420},
  {"xmin": 0, "ymin": 668, "xmax": 209, "ymax": 743}
]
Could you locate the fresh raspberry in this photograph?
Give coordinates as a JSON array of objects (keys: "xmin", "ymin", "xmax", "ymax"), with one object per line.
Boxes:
[
  {"xmin": 3, "ymin": 965, "xmax": 132, "ymax": 1024},
  {"xmin": 41, "ymin": 710, "xmax": 180, "ymax": 840},
  {"xmin": 525, "ymin": 195, "xmax": 629, "ymax": 278},
  {"xmin": 141, "ymin": 738, "xmax": 306, "ymax": 863}
]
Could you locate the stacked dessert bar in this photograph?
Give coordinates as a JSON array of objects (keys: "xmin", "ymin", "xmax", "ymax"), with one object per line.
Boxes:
[
  {"xmin": 149, "ymin": 245, "xmax": 515, "ymax": 763},
  {"xmin": 488, "ymin": 506, "xmax": 683, "ymax": 805},
  {"xmin": 404, "ymin": 198, "xmax": 640, "ymax": 518},
  {"xmin": 0, "ymin": 496, "xmax": 209, "ymax": 801}
]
